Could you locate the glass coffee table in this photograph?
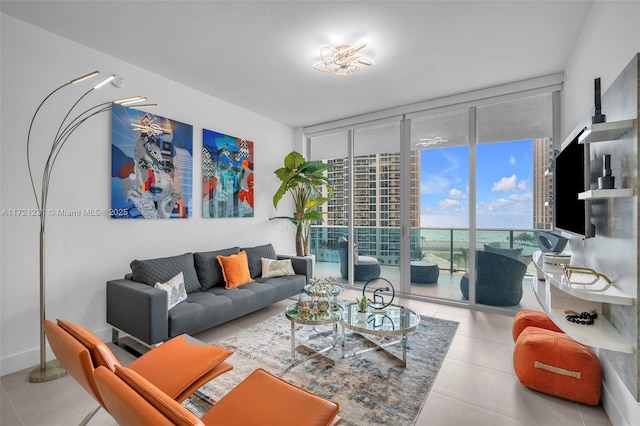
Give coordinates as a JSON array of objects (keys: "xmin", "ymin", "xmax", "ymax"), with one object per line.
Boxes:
[
  {"xmin": 341, "ymin": 303, "xmax": 421, "ymax": 367},
  {"xmin": 285, "ymin": 303, "xmax": 343, "ymax": 366}
]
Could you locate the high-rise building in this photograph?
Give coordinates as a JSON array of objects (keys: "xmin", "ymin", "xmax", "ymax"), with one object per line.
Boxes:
[
  {"xmin": 533, "ymin": 137, "xmax": 554, "ymax": 230},
  {"xmin": 313, "ymin": 152, "xmax": 420, "ymax": 265}
]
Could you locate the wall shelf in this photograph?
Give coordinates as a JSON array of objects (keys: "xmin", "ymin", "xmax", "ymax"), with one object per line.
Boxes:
[
  {"xmin": 578, "ymin": 119, "xmax": 636, "ymax": 144},
  {"xmin": 578, "ymin": 188, "xmax": 634, "ymax": 200},
  {"xmin": 532, "ymin": 251, "xmax": 635, "ymax": 354}
]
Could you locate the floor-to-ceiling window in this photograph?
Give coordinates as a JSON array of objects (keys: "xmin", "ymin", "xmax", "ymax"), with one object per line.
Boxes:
[
  {"xmin": 473, "ymin": 93, "xmax": 554, "ymax": 309},
  {"xmin": 409, "ymin": 109, "xmax": 470, "ymax": 302},
  {"xmin": 306, "ymin": 77, "xmax": 560, "ymax": 311}
]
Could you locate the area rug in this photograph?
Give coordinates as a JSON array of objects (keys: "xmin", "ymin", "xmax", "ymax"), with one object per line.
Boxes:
[{"xmin": 184, "ymin": 312, "xmax": 459, "ymax": 425}]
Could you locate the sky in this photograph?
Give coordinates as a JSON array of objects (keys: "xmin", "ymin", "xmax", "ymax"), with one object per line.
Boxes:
[{"xmin": 419, "ymin": 139, "xmax": 534, "ymax": 229}]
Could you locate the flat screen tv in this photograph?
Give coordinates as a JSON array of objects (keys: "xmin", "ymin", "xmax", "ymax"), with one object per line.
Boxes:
[{"xmin": 554, "ymin": 129, "xmax": 595, "ymax": 238}]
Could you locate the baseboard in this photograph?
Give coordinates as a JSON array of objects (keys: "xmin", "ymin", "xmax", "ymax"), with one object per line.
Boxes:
[
  {"xmin": 600, "ymin": 355, "xmax": 639, "ymax": 426},
  {"xmin": 0, "ymin": 325, "xmax": 114, "ymax": 377}
]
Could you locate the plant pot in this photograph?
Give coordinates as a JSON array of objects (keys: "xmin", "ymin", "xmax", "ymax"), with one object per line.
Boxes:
[{"xmin": 357, "ymin": 311, "xmax": 367, "ymax": 322}]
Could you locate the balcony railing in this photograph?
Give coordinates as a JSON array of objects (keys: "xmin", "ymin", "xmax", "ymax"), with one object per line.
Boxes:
[{"xmin": 310, "ymin": 225, "xmax": 539, "ymax": 276}]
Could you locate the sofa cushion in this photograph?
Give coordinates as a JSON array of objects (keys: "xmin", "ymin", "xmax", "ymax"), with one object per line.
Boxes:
[
  {"xmin": 154, "ymin": 272, "xmax": 188, "ymax": 310},
  {"xmin": 131, "ymin": 252, "xmax": 201, "ymax": 294},
  {"xmin": 217, "ymin": 251, "xmax": 254, "ymax": 289},
  {"xmin": 242, "ymin": 244, "xmax": 277, "ymax": 278},
  {"xmin": 193, "ymin": 247, "xmax": 241, "ymax": 290},
  {"xmin": 261, "ymin": 258, "xmax": 296, "ymax": 278}
]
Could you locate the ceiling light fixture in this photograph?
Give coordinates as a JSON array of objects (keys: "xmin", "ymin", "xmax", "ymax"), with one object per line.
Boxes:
[
  {"xmin": 417, "ymin": 137, "xmax": 449, "ymax": 147},
  {"xmin": 313, "ymin": 43, "xmax": 375, "ymax": 77}
]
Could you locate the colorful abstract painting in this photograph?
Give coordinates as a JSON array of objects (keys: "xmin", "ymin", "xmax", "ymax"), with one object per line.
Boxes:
[
  {"xmin": 202, "ymin": 129, "xmax": 254, "ymax": 218},
  {"xmin": 111, "ymin": 103, "xmax": 193, "ymax": 219}
]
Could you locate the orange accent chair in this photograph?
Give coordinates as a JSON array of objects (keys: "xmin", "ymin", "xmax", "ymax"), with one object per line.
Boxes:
[
  {"xmin": 512, "ymin": 309, "xmax": 563, "ymax": 342},
  {"xmin": 43, "ymin": 319, "xmax": 233, "ymax": 424},
  {"xmin": 95, "ymin": 365, "xmax": 342, "ymax": 426},
  {"xmin": 513, "ymin": 326, "xmax": 602, "ymax": 405}
]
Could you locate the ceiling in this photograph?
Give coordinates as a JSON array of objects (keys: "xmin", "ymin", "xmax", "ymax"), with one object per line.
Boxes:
[{"xmin": 1, "ymin": 1, "xmax": 594, "ymax": 129}]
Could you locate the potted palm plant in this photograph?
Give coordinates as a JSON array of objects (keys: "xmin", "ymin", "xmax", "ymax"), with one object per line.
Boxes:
[{"xmin": 272, "ymin": 151, "xmax": 333, "ymax": 257}]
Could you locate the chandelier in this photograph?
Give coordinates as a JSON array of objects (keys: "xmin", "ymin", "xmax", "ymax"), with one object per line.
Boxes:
[{"xmin": 313, "ymin": 43, "xmax": 375, "ymax": 77}]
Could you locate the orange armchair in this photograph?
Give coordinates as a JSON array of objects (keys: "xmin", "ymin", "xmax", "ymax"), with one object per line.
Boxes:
[
  {"xmin": 43, "ymin": 319, "xmax": 233, "ymax": 424},
  {"xmin": 95, "ymin": 365, "xmax": 341, "ymax": 426}
]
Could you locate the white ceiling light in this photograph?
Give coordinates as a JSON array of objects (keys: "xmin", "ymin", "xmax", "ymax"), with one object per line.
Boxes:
[
  {"xmin": 417, "ymin": 137, "xmax": 449, "ymax": 147},
  {"xmin": 313, "ymin": 43, "xmax": 375, "ymax": 77}
]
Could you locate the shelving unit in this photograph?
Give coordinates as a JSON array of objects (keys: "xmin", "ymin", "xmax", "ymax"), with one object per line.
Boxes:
[
  {"xmin": 568, "ymin": 119, "xmax": 638, "ymax": 201},
  {"xmin": 578, "ymin": 119, "xmax": 636, "ymax": 144},
  {"xmin": 532, "ymin": 251, "xmax": 635, "ymax": 354},
  {"xmin": 578, "ymin": 188, "xmax": 634, "ymax": 200}
]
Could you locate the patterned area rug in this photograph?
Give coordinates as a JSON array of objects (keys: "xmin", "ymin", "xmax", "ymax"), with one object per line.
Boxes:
[{"xmin": 184, "ymin": 311, "xmax": 458, "ymax": 425}]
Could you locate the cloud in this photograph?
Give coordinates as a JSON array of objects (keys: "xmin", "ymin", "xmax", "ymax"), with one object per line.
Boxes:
[
  {"xmin": 492, "ymin": 174, "xmax": 526, "ymax": 192},
  {"xmin": 449, "ymin": 188, "xmax": 466, "ymax": 199},
  {"xmin": 420, "ymin": 173, "xmax": 453, "ymax": 194},
  {"xmin": 509, "ymin": 155, "xmax": 516, "ymax": 166},
  {"xmin": 439, "ymin": 199, "xmax": 461, "ymax": 210}
]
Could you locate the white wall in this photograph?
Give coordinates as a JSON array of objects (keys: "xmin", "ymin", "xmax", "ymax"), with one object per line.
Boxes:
[
  {"xmin": 562, "ymin": 0, "xmax": 640, "ymax": 137},
  {"xmin": 562, "ymin": 2, "xmax": 640, "ymax": 425},
  {"xmin": 0, "ymin": 14, "xmax": 297, "ymax": 375}
]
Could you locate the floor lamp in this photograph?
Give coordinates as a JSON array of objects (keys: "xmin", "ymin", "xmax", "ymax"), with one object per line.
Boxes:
[{"xmin": 27, "ymin": 70, "xmax": 154, "ymax": 382}]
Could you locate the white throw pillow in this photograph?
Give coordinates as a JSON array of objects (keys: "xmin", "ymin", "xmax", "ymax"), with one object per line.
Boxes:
[
  {"xmin": 261, "ymin": 258, "xmax": 296, "ymax": 278},
  {"xmin": 154, "ymin": 272, "xmax": 187, "ymax": 310}
]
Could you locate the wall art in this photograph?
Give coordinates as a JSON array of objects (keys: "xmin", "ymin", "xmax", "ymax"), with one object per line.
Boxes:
[
  {"xmin": 202, "ymin": 129, "xmax": 254, "ymax": 218},
  {"xmin": 111, "ymin": 103, "xmax": 193, "ymax": 219}
]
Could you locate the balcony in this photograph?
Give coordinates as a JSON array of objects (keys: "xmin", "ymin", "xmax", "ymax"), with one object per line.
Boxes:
[{"xmin": 310, "ymin": 225, "xmax": 540, "ymax": 311}]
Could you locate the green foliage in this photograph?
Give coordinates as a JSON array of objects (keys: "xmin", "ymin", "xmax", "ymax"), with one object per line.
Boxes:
[
  {"xmin": 271, "ymin": 151, "xmax": 333, "ymax": 256},
  {"xmin": 355, "ymin": 296, "xmax": 369, "ymax": 312}
]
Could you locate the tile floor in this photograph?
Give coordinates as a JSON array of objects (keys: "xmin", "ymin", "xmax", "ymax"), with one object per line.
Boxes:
[{"xmin": 1, "ymin": 289, "xmax": 612, "ymax": 425}]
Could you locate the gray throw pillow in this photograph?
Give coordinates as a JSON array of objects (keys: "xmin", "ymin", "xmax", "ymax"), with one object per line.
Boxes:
[
  {"xmin": 241, "ymin": 244, "xmax": 277, "ymax": 278},
  {"xmin": 130, "ymin": 252, "xmax": 201, "ymax": 294},
  {"xmin": 483, "ymin": 244, "xmax": 523, "ymax": 260},
  {"xmin": 193, "ymin": 247, "xmax": 240, "ymax": 290}
]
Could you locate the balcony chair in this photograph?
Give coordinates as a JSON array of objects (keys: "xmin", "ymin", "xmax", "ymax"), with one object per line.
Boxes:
[
  {"xmin": 43, "ymin": 319, "xmax": 233, "ymax": 425},
  {"xmin": 95, "ymin": 365, "xmax": 342, "ymax": 426},
  {"xmin": 336, "ymin": 238, "xmax": 381, "ymax": 282},
  {"xmin": 459, "ymin": 249, "xmax": 528, "ymax": 306}
]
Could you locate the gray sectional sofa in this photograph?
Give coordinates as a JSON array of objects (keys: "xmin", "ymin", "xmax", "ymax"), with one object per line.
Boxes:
[{"xmin": 106, "ymin": 244, "xmax": 310, "ymax": 345}]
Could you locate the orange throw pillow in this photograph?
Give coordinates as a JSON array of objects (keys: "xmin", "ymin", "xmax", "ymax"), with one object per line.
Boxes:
[{"xmin": 217, "ymin": 250, "xmax": 254, "ymax": 289}]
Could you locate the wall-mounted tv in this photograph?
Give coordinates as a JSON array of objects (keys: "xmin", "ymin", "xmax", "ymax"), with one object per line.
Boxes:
[{"xmin": 554, "ymin": 128, "xmax": 595, "ymax": 238}]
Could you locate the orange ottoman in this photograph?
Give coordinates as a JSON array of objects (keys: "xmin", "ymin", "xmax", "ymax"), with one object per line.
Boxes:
[
  {"xmin": 513, "ymin": 327, "xmax": 601, "ymax": 405},
  {"xmin": 512, "ymin": 309, "xmax": 563, "ymax": 342}
]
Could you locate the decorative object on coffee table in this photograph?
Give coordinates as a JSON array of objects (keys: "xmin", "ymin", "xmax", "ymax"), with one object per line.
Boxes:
[
  {"xmin": 362, "ymin": 277, "xmax": 395, "ymax": 312},
  {"xmin": 341, "ymin": 304, "xmax": 420, "ymax": 367},
  {"xmin": 285, "ymin": 303, "xmax": 342, "ymax": 365},
  {"xmin": 354, "ymin": 296, "xmax": 369, "ymax": 322}
]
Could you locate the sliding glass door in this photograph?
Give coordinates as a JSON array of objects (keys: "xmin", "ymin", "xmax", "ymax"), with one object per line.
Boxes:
[
  {"xmin": 307, "ymin": 87, "xmax": 557, "ymax": 310},
  {"xmin": 473, "ymin": 93, "xmax": 554, "ymax": 309},
  {"xmin": 408, "ymin": 109, "xmax": 470, "ymax": 302}
]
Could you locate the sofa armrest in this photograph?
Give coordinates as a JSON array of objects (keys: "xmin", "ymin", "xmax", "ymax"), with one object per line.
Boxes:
[
  {"xmin": 106, "ymin": 279, "xmax": 169, "ymax": 345},
  {"xmin": 277, "ymin": 254, "xmax": 312, "ymax": 281}
]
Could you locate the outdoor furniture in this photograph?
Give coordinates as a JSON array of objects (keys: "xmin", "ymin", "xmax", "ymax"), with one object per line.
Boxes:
[
  {"xmin": 336, "ymin": 240, "xmax": 381, "ymax": 282},
  {"xmin": 460, "ymin": 249, "xmax": 527, "ymax": 306},
  {"xmin": 410, "ymin": 261, "xmax": 439, "ymax": 284}
]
